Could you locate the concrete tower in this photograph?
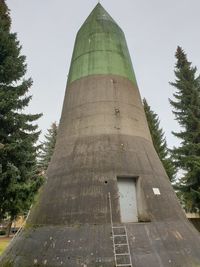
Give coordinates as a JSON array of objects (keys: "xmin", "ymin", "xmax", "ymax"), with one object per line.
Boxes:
[{"xmin": 1, "ymin": 4, "xmax": 200, "ymax": 267}]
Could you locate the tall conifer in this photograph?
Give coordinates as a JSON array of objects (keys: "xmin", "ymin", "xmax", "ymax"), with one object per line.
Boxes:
[
  {"xmin": 169, "ymin": 46, "xmax": 200, "ymax": 212},
  {"xmin": 38, "ymin": 122, "xmax": 58, "ymax": 173},
  {"xmin": 0, "ymin": 0, "xmax": 43, "ymax": 225},
  {"xmin": 143, "ymin": 98, "xmax": 176, "ymax": 181}
]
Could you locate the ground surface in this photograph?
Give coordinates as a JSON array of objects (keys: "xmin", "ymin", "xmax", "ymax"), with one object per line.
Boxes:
[{"xmin": 0, "ymin": 237, "xmax": 11, "ymax": 255}]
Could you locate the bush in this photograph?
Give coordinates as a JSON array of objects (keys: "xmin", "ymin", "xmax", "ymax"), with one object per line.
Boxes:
[{"xmin": 0, "ymin": 230, "xmax": 6, "ymax": 236}]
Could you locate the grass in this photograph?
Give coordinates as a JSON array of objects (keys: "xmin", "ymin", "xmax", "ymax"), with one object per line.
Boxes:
[{"xmin": 0, "ymin": 237, "xmax": 11, "ymax": 255}]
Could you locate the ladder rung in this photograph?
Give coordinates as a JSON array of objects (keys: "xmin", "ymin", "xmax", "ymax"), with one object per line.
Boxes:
[
  {"xmin": 116, "ymin": 253, "xmax": 130, "ymax": 256},
  {"xmin": 112, "ymin": 226, "xmax": 125, "ymax": 229},
  {"xmin": 115, "ymin": 243, "xmax": 128, "ymax": 246},
  {"xmin": 116, "ymin": 265, "xmax": 131, "ymax": 266},
  {"xmin": 113, "ymin": 234, "xmax": 126, "ymax": 237}
]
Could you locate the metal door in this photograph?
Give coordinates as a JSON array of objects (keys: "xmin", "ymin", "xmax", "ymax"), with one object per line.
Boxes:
[{"xmin": 117, "ymin": 177, "xmax": 138, "ymax": 222}]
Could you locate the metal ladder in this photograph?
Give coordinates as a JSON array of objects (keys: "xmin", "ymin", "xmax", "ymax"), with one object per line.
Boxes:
[{"xmin": 108, "ymin": 193, "xmax": 133, "ymax": 267}]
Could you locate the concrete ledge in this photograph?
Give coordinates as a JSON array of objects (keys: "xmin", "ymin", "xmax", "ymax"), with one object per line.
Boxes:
[{"xmin": 186, "ymin": 213, "xmax": 200, "ymax": 219}]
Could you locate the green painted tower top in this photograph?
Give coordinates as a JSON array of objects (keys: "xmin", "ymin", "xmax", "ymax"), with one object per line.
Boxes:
[{"xmin": 67, "ymin": 3, "xmax": 137, "ymax": 85}]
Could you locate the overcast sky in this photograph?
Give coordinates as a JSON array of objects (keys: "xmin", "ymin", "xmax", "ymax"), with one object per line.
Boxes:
[{"xmin": 6, "ymin": 0, "xmax": 200, "ymax": 148}]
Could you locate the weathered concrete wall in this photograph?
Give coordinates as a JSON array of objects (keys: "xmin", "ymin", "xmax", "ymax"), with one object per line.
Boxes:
[
  {"xmin": 1, "ymin": 75, "xmax": 200, "ymax": 267},
  {"xmin": 25, "ymin": 75, "xmax": 181, "ymax": 225}
]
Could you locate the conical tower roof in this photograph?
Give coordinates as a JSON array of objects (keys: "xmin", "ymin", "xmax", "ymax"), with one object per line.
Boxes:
[
  {"xmin": 67, "ymin": 3, "xmax": 136, "ymax": 85},
  {"xmin": 83, "ymin": 3, "xmax": 118, "ymax": 25}
]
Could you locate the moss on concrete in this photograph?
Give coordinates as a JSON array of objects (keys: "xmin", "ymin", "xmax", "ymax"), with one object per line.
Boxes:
[{"xmin": 67, "ymin": 3, "xmax": 137, "ymax": 85}]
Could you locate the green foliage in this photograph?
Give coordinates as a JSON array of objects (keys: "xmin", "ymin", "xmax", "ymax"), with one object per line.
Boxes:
[
  {"xmin": 0, "ymin": 0, "xmax": 43, "ymax": 220},
  {"xmin": 143, "ymin": 98, "xmax": 176, "ymax": 181},
  {"xmin": 38, "ymin": 122, "xmax": 58, "ymax": 172},
  {"xmin": 0, "ymin": 0, "xmax": 11, "ymax": 31},
  {"xmin": 169, "ymin": 46, "xmax": 200, "ymax": 212}
]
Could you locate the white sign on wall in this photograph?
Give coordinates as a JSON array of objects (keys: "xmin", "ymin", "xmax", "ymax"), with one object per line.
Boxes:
[{"xmin": 152, "ymin": 188, "xmax": 161, "ymax": 195}]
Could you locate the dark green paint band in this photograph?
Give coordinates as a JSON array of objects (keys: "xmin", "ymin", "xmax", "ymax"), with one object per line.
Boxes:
[{"xmin": 67, "ymin": 4, "xmax": 137, "ymax": 85}]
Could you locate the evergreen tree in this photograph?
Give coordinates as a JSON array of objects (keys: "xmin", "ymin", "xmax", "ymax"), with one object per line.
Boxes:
[
  {"xmin": 38, "ymin": 122, "xmax": 58, "ymax": 173},
  {"xmin": 169, "ymin": 46, "xmax": 200, "ymax": 212},
  {"xmin": 143, "ymin": 98, "xmax": 176, "ymax": 181},
  {"xmin": 0, "ymin": 0, "xmax": 43, "ymax": 227}
]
